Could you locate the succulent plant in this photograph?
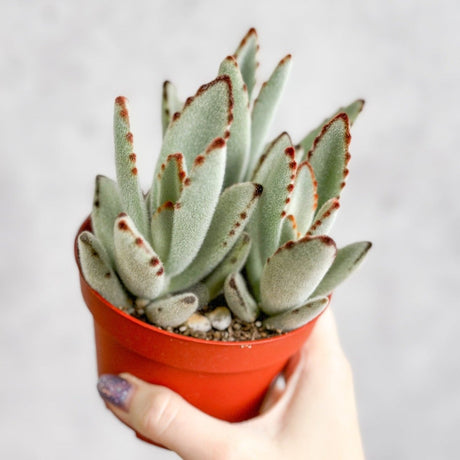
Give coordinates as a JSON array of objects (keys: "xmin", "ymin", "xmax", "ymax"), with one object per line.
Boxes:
[{"xmin": 77, "ymin": 28, "xmax": 371, "ymax": 336}]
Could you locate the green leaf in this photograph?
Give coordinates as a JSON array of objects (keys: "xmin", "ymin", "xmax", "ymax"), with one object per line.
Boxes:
[
  {"xmin": 145, "ymin": 293, "xmax": 198, "ymax": 328},
  {"xmin": 166, "ymin": 138, "xmax": 227, "ymax": 276},
  {"xmin": 298, "ymin": 99, "xmax": 365, "ymax": 156},
  {"xmin": 91, "ymin": 175, "xmax": 123, "ymax": 266},
  {"xmin": 203, "ymin": 232, "xmax": 251, "ymax": 300},
  {"xmin": 161, "ymin": 81, "xmax": 183, "ymax": 135},
  {"xmin": 77, "ymin": 231, "xmax": 131, "ymax": 311},
  {"xmin": 224, "ymin": 272, "xmax": 259, "ymax": 322},
  {"xmin": 251, "ymin": 132, "xmax": 293, "ymax": 182},
  {"xmin": 113, "ymin": 97, "xmax": 149, "ymax": 238},
  {"xmin": 287, "ymin": 161, "xmax": 317, "ymax": 235},
  {"xmin": 246, "ymin": 55, "xmax": 292, "ymax": 178},
  {"xmin": 260, "ymin": 235, "xmax": 337, "ymax": 315},
  {"xmin": 311, "ymin": 241, "xmax": 372, "ymax": 298},
  {"xmin": 263, "ymin": 297, "xmax": 329, "ymax": 332},
  {"xmin": 245, "ymin": 133, "xmax": 293, "ymax": 299},
  {"xmin": 113, "ymin": 214, "xmax": 166, "ymax": 299},
  {"xmin": 152, "ymin": 152, "xmax": 187, "ymax": 212},
  {"xmin": 253, "ymin": 143, "xmax": 297, "ymax": 269},
  {"xmin": 218, "ymin": 56, "xmax": 251, "ymax": 186},
  {"xmin": 169, "ymin": 182, "xmax": 262, "ymax": 291},
  {"xmin": 150, "ymin": 201, "xmax": 174, "ymax": 263},
  {"xmin": 307, "ymin": 113, "xmax": 351, "ymax": 211},
  {"xmin": 307, "ymin": 198, "xmax": 340, "ymax": 236},
  {"xmin": 154, "ymin": 75, "xmax": 232, "ymax": 184},
  {"xmin": 233, "ymin": 28, "xmax": 258, "ymax": 101},
  {"xmin": 279, "ymin": 215, "xmax": 298, "ymax": 247}
]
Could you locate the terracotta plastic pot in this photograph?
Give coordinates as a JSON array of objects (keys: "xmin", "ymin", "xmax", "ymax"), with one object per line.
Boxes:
[{"xmin": 75, "ymin": 217, "xmax": 325, "ymax": 424}]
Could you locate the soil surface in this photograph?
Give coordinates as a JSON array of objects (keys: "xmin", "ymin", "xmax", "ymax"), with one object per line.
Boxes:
[{"xmin": 132, "ymin": 302, "xmax": 282, "ymax": 342}]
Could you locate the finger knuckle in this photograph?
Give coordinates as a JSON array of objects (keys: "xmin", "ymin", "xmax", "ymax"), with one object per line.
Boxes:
[{"xmin": 139, "ymin": 390, "xmax": 180, "ymax": 437}]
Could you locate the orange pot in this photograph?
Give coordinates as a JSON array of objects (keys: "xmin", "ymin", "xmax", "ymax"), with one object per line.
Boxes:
[{"xmin": 75, "ymin": 217, "xmax": 324, "ymax": 423}]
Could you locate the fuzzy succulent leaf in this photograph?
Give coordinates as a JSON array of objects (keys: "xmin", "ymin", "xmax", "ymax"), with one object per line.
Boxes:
[
  {"xmin": 298, "ymin": 99, "xmax": 365, "ymax": 156},
  {"xmin": 279, "ymin": 215, "xmax": 299, "ymax": 247},
  {"xmin": 161, "ymin": 81, "xmax": 183, "ymax": 135},
  {"xmin": 246, "ymin": 55, "xmax": 292, "ymax": 178},
  {"xmin": 251, "ymin": 132, "xmax": 293, "ymax": 182},
  {"xmin": 307, "ymin": 198, "xmax": 340, "ymax": 236},
  {"xmin": 91, "ymin": 175, "xmax": 123, "ymax": 266},
  {"xmin": 152, "ymin": 152, "xmax": 187, "ymax": 211},
  {"xmin": 145, "ymin": 293, "xmax": 198, "ymax": 328},
  {"xmin": 77, "ymin": 231, "xmax": 131, "ymax": 310},
  {"xmin": 251, "ymin": 143, "xmax": 297, "ymax": 275},
  {"xmin": 169, "ymin": 182, "xmax": 262, "ymax": 291},
  {"xmin": 152, "ymin": 75, "xmax": 233, "ymax": 207},
  {"xmin": 233, "ymin": 28, "xmax": 258, "ymax": 101},
  {"xmin": 307, "ymin": 113, "xmax": 351, "ymax": 211},
  {"xmin": 263, "ymin": 296, "xmax": 329, "ymax": 332},
  {"xmin": 287, "ymin": 161, "xmax": 317, "ymax": 235},
  {"xmin": 260, "ymin": 235, "xmax": 337, "ymax": 315},
  {"xmin": 113, "ymin": 97, "xmax": 149, "ymax": 237},
  {"xmin": 218, "ymin": 56, "xmax": 251, "ymax": 186},
  {"xmin": 224, "ymin": 272, "xmax": 259, "ymax": 322},
  {"xmin": 113, "ymin": 214, "xmax": 166, "ymax": 299},
  {"xmin": 166, "ymin": 138, "xmax": 227, "ymax": 276},
  {"xmin": 311, "ymin": 241, "xmax": 372, "ymax": 298},
  {"xmin": 203, "ymin": 232, "xmax": 251, "ymax": 300},
  {"xmin": 150, "ymin": 201, "xmax": 174, "ymax": 262}
]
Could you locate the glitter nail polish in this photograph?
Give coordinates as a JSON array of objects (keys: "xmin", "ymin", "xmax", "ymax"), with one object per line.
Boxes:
[{"xmin": 97, "ymin": 374, "xmax": 133, "ymax": 410}]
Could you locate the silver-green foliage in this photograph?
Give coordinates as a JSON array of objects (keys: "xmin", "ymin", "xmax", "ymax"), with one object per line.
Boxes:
[{"xmin": 78, "ymin": 29, "xmax": 371, "ymax": 334}]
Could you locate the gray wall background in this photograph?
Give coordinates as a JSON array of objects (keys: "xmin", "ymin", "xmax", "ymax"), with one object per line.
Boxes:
[{"xmin": 1, "ymin": 0, "xmax": 459, "ymax": 458}]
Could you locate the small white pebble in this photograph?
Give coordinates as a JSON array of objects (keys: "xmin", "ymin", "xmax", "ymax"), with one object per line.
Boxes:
[
  {"xmin": 255, "ymin": 321, "xmax": 262, "ymax": 327},
  {"xmin": 179, "ymin": 325, "xmax": 187, "ymax": 332},
  {"xmin": 135, "ymin": 298, "xmax": 150, "ymax": 308},
  {"xmin": 186, "ymin": 313, "xmax": 212, "ymax": 332},
  {"xmin": 206, "ymin": 306, "xmax": 232, "ymax": 331}
]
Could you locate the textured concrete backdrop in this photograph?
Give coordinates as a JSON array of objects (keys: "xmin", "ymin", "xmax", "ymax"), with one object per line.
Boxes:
[{"xmin": 1, "ymin": 0, "xmax": 459, "ymax": 458}]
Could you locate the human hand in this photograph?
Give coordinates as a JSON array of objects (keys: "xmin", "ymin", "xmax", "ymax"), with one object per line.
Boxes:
[{"xmin": 97, "ymin": 309, "xmax": 365, "ymax": 460}]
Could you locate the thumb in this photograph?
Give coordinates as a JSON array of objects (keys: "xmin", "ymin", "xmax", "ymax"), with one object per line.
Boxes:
[{"xmin": 97, "ymin": 373, "xmax": 233, "ymax": 459}]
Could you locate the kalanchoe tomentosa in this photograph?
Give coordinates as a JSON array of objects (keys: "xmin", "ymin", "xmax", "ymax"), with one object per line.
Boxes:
[{"xmin": 77, "ymin": 28, "xmax": 371, "ymax": 335}]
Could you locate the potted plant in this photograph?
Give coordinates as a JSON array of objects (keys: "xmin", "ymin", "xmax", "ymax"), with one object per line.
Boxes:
[{"xmin": 75, "ymin": 28, "xmax": 371, "ymax": 428}]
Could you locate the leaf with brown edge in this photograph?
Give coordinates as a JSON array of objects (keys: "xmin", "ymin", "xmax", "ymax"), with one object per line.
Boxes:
[
  {"xmin": 264, "ymin": 297, "xmax": 329, "ymax": 332},
  {"xmin": 145, "ymin": 292, "xmax": 198, "ymax": 328},
  {"xmin": 233, "ymin": 28, "xmax": 258, "ymax": 101},
  {"xmin": 279, "ymin": 214, "xmax": 299, "ymax": 247},
  {"xmin": 113, "ymin": 97, "xmax": 149, "ymax": 238},
  {"xmin": 311, "ymin": 241, "xmax": 372, "ymax": 298},
  {"xmin": 249, "ymin": 144, "xmax": 297, "ymax": 277},
  {"xmin": 77, "ymin": 231, "xmax": 131, "ymax": 311},
  {"xmin": 91, "ymin": 175, "xmax": 123, "ymax": 266},
  {"xmin": 306, "ymin": 197, "xmax": 340, "ymax": 236},
  {"xmin": 307, "ymin": 113, "xmax": 351, "ymax": 212},
  {"xmin": 165, "ymin": 138, "xmax": 227, "ymax": 276},
  {"xmin": 154, "ymin": 75, "xmax": 233, "ymax": 184},
  {"xmin": 246, "ymin": 54, "xmax": 292, "ymax": 179},
  {"xmin": 251, "ymin": 132, "xmax": 293, "ymax": 182},
  {"xmin": 297, "ymin": 99, "xmax": 365, "ymax": 157},
  {"xmin": 260, "ymin": 235, "xmax": 337, "ymax": 315},
  {"xmin": 161, "ymin": 81, "xmax": 183, "ymax": 135},
  {"xmin": 150, "ymin": 201, "xmax": 174, "ymax": 263},
  {"xmin": 224, "ymin": 272, "xmax": 259, "ymax": 323},
  {"xmin": 151, "ymin": 152, "xmax": 187, "ymax": 214},
  {"xmin": 113, "ymin": 214, "xmax": 166, "ymax": 299},
  {"xmin": 169, "ymin": 182, "xmax": 262, "ymax": 291},
  {"xmin": 218, "ymin": 56, "xmax": 251, "ymax": 186},
  {"xmin": 287, "ymin": 161, "xmax": 318, "ymax": 235},
  {"xmin": 203, "ymin": 232, "xmax": 252, "ymax": 300}
]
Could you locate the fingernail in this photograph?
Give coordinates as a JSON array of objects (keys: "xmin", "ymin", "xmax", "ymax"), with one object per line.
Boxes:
[{"xmin": 97, "ymin": 374, "xmax": 133, "ymax": 410}]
